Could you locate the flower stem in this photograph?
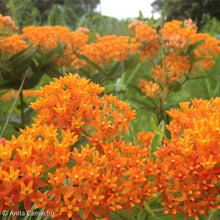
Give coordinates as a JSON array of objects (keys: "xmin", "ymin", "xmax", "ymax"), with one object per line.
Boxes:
[{"xmin": 0, "ymin": 72, "xmax": 27, "ymax": 138}]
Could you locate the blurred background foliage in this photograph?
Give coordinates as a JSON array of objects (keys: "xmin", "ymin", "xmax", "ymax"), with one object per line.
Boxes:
[
  {"xmin": 3, "ymin": 0, "xmax": 100, "ymax": 29},
  {"xmin": 151, "ymin": 0, "xmax": 220, "ymax": 31}
]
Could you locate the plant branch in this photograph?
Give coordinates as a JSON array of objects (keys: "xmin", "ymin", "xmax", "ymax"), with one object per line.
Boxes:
[{"xmin": 0, "ymin": 72, "xmax": 27, "ymax": 138}]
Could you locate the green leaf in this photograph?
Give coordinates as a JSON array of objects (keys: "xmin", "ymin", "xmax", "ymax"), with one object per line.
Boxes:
[
  {"xmin": 23, "ymin": 107, "xmax": 35, "ymax": 125},
  {"xmin": 137, "ymin": 209, "xmax": 148, "ymax": 220},
  {"xmin": 56, "ymin": 40, "xmax": 66, "ymax": 58},
  {"xmin": 105, "ymin": 83, "xmax": 126, "ymax": 93},
  {"xmin": 76, "ymin": 13, "xmax": 89, "ymax": 28},
  {"xmin": 150, "ymin": 118, "xmax": 167, "ymax": 139},
  {"xmin": 144, "ymin": 201, "xmax": 156, "ymax": 217},
  {"xmin": 49, "ymin": 165, "xmax": 57, "ymax": 174},
  {"xmin": 139, "ymin": 10, "xmax": 144, "ymax": 21},
  {"xmin": 88, "ymin": 29, "xmax": 97, "ymax": 43},
  {"xmin": 124, "ymin": 54, "xmax": 140, "ymax": 71},
  {"xmin": 187, "ymin": 39, "xmax": 206, "ymax": 62},
  {"xmin": 91, "ymin": 73, "xmax": 106, "ymax": 83},
  {"xmin": 128, "ymin": 97, "xmax": 156, "ymax": 110},
  {"xmin": 110, "ymin": 210, "xmax": 136, "ymax": 220},
  {"xmin": 150, "ymin": 118, "xmax": 167, "ymax": 161},
  {"xmin": 9, "ymin": 44, "xmax": 34, "ymax": 65},
  {"xmin": 0, "ymin": 115, "xmax": 21, "ymax": 126},
  {"xmin": 66, "ymin": 161, "xmax": 76, "ymax": 169},
  {"xmin": 0, "ymin": 60, "xmax": 11, "ymax": 73},
  {"xmin": 147, "ymin": 16, "xmax": 155, "ymax": 27},
  {"xmin": 121, "ymin": 20, "xmax": 134, "ymax": 37},
  {"xmin": 109, "ymin": 212, "xmax": 124, "ymax": 220},
  {"xmin": 187, "ymin": 39, "xmax": 206, "ymax": 55},
  {"xmin": 207, "ymin": 209, "xmax": 220, "ymax": 220},
  {"xmin": 35, "ymin": 207, "xmax": 45, "ymax": 220},
  {"xmin": 79, "ymin": 54, "xmax": 107, "ymax": 75},
  {"xmin": 171, "ymin": 81, "xmax": 182, "ymax": 92},
  {"xmin": 108, "ymin": 61, "xmax": 124, "ymax": 78},
  {"xmin": 213, "ymin": 82, "xmax": 220, "ymax": 97}
]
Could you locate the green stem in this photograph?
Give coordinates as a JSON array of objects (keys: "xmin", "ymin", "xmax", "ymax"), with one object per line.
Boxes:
[
  {"xmin": 19, "ymin": 90, "xmax": 25, "ymax": 128},
  {"xmin": 0, "ymin": 73, "xmax": 27, "ymax": 138},
  {"xmin": 158, "ymin": 96, "xmax": 167, "ymax": 124},
  {"xmin": 152, "ymin": 207, "xmax": 167, "ymax": 214}
]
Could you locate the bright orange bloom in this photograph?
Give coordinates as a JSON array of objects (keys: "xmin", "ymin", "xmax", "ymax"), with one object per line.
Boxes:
[
  {"xmin": 135, "ymin": 23, "xmax": 159, "ymax": 60},
  {"xmin": 0, "ymin": 13, "xmax": 18, "ymax": 36},
  {"xmin": 20, "ymin": 180, "xmax": 34, "ymax": 210},
  {"xmin": 0, "ymin": 34, "xmax": 27, "ymax": 55},
  {"xmin": 0, "ymin": 73, "xmax": 155, "ymax": 219},
  {"xmin": 154, "ymin": 97, "xmax": 220, "ymax": 220},
  {"xmin": 139, "ymin": 80, "xmax": 161, "ymax": 98}
]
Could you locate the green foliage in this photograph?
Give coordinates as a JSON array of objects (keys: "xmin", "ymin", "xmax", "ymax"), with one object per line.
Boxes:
[
  {"xmin": 200, "ymin": 15, "xmax": 220, "ymax": 39},
  {"xmin": 4, "ymin": 0, "xmax": 100, "ymax": 30},
  {"xmin": 0, "ymin": 45, "xmax": 62, "ymax": 90},
  {"xmin": 149, "ymin": 119, "xmax": 165, "ymax": 162},
  {"xmin": 151, "ymin": 0, "xmax": 220, "ymax": 30}
]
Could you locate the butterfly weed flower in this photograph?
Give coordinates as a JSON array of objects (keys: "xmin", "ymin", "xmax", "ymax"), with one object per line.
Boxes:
[
  {"xmin": 0, "ymin": 73, "xmax": 156, "ymax": 219},
  {"xmin": 154, "ymin": 98, "xmax": 220, "ymax": 220}
]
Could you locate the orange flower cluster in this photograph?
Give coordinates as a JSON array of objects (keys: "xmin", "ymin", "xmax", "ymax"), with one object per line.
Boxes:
[
  {"xmin": 192, "ymin": 33, "xmax": 220, "ymax": 70},
  {"xmin": 139, "ymin": 79, "xmax": 161, "ymax": 98},
  {"xmin": 139, "ymin": 19, "xmax": 220, "ymax": 99},
  {"xmin": 0, "ymin": 34, "xmax": 27, "ymax": 56},
  {"xmin": 31, "ymin": 73, "xmax": 135, "ymax": 152},
  {"xmin": 138, "ymin": 131, "xmax": 154, "ymax": 148},
  {"xmin": 0, "ymin": 13, "xmax": 18, "ymax": 36},
  {"xmin": 161, "ymin": 20, "xmax": 197, "ymax": 53},
  {"xmin": 79, "ymin": 35, "xmax": 141, "ymax": 68},
  {"xmin": 0, "ymin": 73, "xmax": 157, "ymax": 219},
  {"xmin": 128, "ymin": 19, "xmax": 143, "ymax": 31},
  {"xmin": 22, "ymin": 26, "xmax": 89, "ymax": 67},
  {"xmin": 160, "ymin": 19, "xmax": 220, "ymax": 68},
  {"xmin": 153, "ymin": 98, "xmax": 220, "ymax": 220},
  {"xmin": 134, "ymin": 23, "xmax": 159, "ymax": 60}
]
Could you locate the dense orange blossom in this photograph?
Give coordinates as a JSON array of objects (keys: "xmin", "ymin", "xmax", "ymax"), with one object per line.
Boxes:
[
  {"xmin": 138, "ymin": 19, "xmax": 220, "ymax": 99},
  {"xmin": 151, "ymin": 98, "xmax": 220, "ymax": 220},
  {"xmin": 22, "ymin": 25, "xmax": 89, "ymax": 67},
  {"xmin": 134, "ymin": 23, "xmax": 160, "ymax": 61},
  {"xmin": 0, "ymin": 34, "xmax": 28, "ymax": 56},
  {"xmin": 0, "ymin": 73, "xmax": 157, "ymax": 219},
  {"xmin": 30, "ymin": 73, "xmax": 136, "ymax": 149},
  {"xmin": 0, "ymin": 13, "xmax": 18, "ymax": 36},
  {"xmin": 78, "ymin": 35, "xmax": 141, "ymax": 69}
]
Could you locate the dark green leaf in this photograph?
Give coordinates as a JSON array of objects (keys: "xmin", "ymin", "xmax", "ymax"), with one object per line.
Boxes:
[
  {"xmin": 137, "ymin": 209, "xmax": 148, "ymax": 220},
  {"xmin": 110, "ymin": 210, "xmax": 136, "ymax": 220},
  {"xmin": 91, "ymin": 73, "xmax": 106, "ymax": 83},
  {"xmin": 124, "ymin": 54, "xmax": 140, "ymax": 71},
  {"xmin": 108, "ymin": 61, "xmax": 124, "ymax": 77},
  {"xmin": 66, "ymin": 161, "xmax": 76, "ymax": 169},
  {"xmin": 49, "ymin": 165, "xmax": 57, "ymax": 174},
  {"xmin": 79, "ymin": 54, "xmax": 107, "ymax": 75},
  {"xmin": 172, "ymin": 81, "xmax": 182, "ymax": 92},
  {"xmin": 23, "ymin": 107, "xmax": 35, "ymax": 125},
  {"xmin": 187, "ymin": 39, "xmax": 206, "ymax": 55},
  {"xmin": 150, "ymin": 118, "xmax": 167, "ymax": 161},
  {"xmin": 56, "ymin": 40, "xmax": 66, "ymax": 58}
]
